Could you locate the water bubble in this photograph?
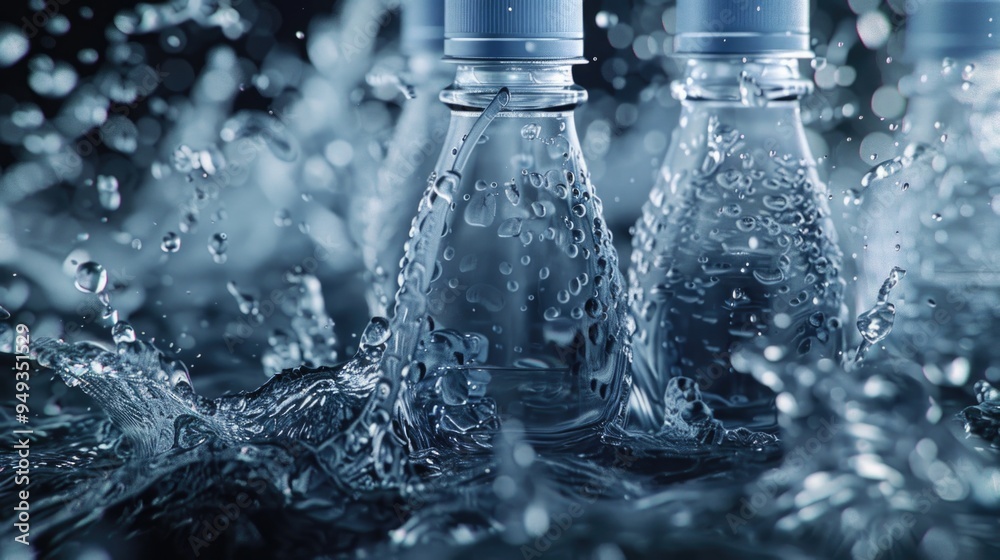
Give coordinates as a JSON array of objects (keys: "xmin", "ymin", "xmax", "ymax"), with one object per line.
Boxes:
[
  {"xmin": 74, "ymin": 261, "xmax": 108, "ymax": 294},
  {"xmin": 504, "ymin": 182, "xmax": 521, "ymax": 205},
  {"xmin": 0, "ymin": 305, "xmax": 10, "ymax": 320},
  {"xmin": 295, "ymin": 31, "xmax": 305, "ymax": 39},
  {"xmin": 520, "ymin": 123, "xmax": 542, "ymax": 140},
  {"xmin": 434, "ymin": 172, "xmax": 460, "ymax": 202},
  {"xmin": 112, "ymin": 321, "xmax": 137, "ymax": 345},
  {"xmin": 498, "ymin": 218, "xmax": 523, "ymax": 238},
  {"xmin": 161, "ymin": 232, "xmax": 181, "ymax": 253},
  {"xmin": 360, "ymin": 317, "xmax": 391, "ymax": 348},
  {"xmin": 465, "ymin": 191, "xmax": 497, "ymax": 227},
  {"xmin": 208, "ymin": 233, "xmax": 228, "ymax": 263}
]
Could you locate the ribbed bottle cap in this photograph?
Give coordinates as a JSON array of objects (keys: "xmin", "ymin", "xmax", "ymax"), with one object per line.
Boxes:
[
  {"xmin": 403, "ymin": 0, "xmax": 445, "ymax": 54},
  {"xmin": 907, "ymin": 0, "xmax": 1000, "ymax": 59},
  {"xmin": 444, "ymin": 0, "xmax": 584, "ymax": 60},
  {"xmin": 674, "ymin": 0, "xmax": 812, "ymax": 57}
]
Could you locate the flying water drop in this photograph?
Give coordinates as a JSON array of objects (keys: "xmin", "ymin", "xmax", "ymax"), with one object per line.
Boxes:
[
  {"xmin": 161, "ymin": 232, "xmax": 181, "ymax": 253},
  {"xmin": 112, "ymin": 320, "xmax": 137, "ymax": 345},
  {"xmin": 853, "ymin": 266, "xmax": 906, "ymax": 365},
  {"xmin": 208, "ymin": 233, "xmax": 228, "ymax": 263},
  {"xmin": 74, "ymin": 261, "xmax": 109, "ymax": 294}
]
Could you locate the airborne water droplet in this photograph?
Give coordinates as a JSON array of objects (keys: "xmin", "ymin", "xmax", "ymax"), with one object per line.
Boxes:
[
  {"xmin": 74, "ymin": 261, "xmax": 108, "ymax": 294},
  {"xmin": 208, "ymin": 233, "xmax": 228, "ymax": 263},
  {"xmin": 112, "ymin": 320, "xmax": 137, "ymax": 344},
  {"xmin": 360, "ymin": 317, "xmax": 391, "ymax": 348},
  {"xmin": 161, "ymin": 232, "xmax": 181, "ymax": 253}
]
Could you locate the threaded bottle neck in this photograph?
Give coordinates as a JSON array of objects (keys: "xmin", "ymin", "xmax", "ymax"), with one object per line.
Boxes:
[
  {"xmin": 672, "ymin": 58, "xmax": 812, "ymax": 105},
  {"xmin": 439, "ymin": 62, "xmax": 587, "ymax": 111}
]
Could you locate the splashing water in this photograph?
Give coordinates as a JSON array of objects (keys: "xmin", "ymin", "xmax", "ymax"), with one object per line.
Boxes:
[
  {"xmin": 2, "ymin": 2, "xmax": 999, "ymax": 558},
  {"xmin": 854, "ymin": 266, "xmax": 906, "ymax": 365}
]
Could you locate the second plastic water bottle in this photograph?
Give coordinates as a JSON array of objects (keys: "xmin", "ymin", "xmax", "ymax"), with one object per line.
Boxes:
[{"xmin": 628, "ymin": 0, "xmax": 846, "ymax": 428}]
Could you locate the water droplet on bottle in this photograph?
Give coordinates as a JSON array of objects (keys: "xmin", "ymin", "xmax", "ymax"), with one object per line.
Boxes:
[
  {"xmin": 520, "ymin": 123, "xmax": 542, "ymax": 140},
  {"xmin": 161, "ymin": 232, "xmax": 181, "ymax": 253},
  {"xmin": 74, "ymin": 261, "xmax": 108, "ymax": 294},
  {"xmin": 498, "ymin": 218, "xmax": 523, "ymax": 238},
  {"xmin": 465, "ymin": 191, "xmax": 497, "ymax": 227},
  {"xmin": 434, "ymin": 171, "xmax": 459, "ymax": 202}
]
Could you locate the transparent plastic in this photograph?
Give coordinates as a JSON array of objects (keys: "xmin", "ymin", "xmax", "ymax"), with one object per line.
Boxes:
[
  {"xmin": 859, "ymin": 56, "xmax": 1000, "ymax": 379},
  {"xmin": 388, "ymin": 62, "xmax": 630, "ymax": 442},
  {"xmin": 628, "ymin": 58, "xmax": 845, "ymax": 429},
  {"xmin": 351, "ymin": 53, "xmax": 453, "ymax": 318}
]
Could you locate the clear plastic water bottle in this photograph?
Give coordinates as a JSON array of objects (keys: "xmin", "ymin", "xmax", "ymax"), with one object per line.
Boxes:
[
  {"xmin": 350, "ymin": 0, "xmax": 453, "ymax": 318},
  {"xmin": 385, "ymin": 0, "xmax": 630, "ymax": 440},
  {"xmin": 628, "ymin": 0, "xmax": 845, "ymax": 428},
  {"xmin": 858, "ymin": 0, "xmax": 1000, "ymax": 382}
]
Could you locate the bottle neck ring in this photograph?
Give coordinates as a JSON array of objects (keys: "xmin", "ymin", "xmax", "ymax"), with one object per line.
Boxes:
[
  {"xmin": 439, "ymin": 62, "xmax": 587, "ymax": 111},
  {"xmin": 672, "ymin": 58, "xmax": 813, "ymax": 104}
]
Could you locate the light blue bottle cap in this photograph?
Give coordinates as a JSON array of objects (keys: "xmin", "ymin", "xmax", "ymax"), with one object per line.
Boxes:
[
  {"xmin": 444, "ymin": 0, "xmax": 584, "ymax": 60},
  {"xmin": 674, "ymin": 0, "xmax": 812, "ymax": 57},
  {"xmin": 403, "ymin": 0, "xmax": 445, "ymax": 54},
  {"xmin": 907, "ymin": 0, "xmax": 1000, "ymax": 59}
]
